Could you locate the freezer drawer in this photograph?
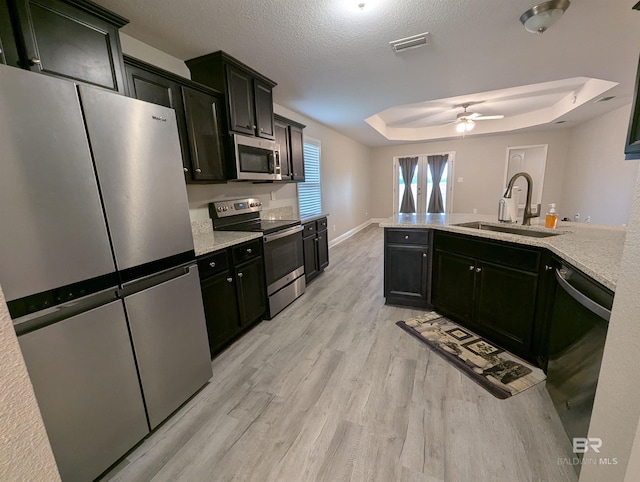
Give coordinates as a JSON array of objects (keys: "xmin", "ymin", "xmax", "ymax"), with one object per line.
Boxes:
[
  {"xmin": 18, "ymin": 300, "xmax": 149, "ymax": 482},
  {"xmin": 124, "ymin": 264, "xmax": 213, "ymax": 428}
]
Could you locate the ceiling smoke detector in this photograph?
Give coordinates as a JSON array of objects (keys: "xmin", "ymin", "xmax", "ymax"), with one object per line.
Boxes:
[{"xmin": 389, "ymin": 32, "xmax": 431, "ymax": 53}]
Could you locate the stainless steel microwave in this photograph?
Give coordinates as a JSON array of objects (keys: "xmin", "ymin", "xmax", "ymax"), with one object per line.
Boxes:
[{"xmin": 231, "ymin": 133, "xmax": 281, "ymax": 181}]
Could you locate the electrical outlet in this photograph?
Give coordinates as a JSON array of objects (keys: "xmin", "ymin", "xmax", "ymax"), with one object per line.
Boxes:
[
  {"xmin": 270, "ymin": 191, "xmax": 276, "ymax": 201},
  {"xmin": 473, "ymin": 208, "xmax": 478, "ymax": 214}
]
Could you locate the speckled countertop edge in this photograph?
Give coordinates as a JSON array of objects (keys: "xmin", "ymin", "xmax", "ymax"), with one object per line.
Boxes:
[
  {"xmin": 379, "ymin": 214, "xmax": 626, "ymax": 291},
  {"xmin": 300, "ymin": 213, "xmax": 330, "ymax": 224},
  {"xmin": 192, "ymin": 220, "xmax": 263, "ymax": 257}
]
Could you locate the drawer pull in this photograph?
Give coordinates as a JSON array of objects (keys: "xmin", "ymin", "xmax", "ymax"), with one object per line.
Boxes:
[
  {"xmin": 469, "ymin": 265, "xmax": 475, "ymax": 271},
  {"xmin": 405, "ymin": 235, "xmax": 409, "ymax": 240},
  {"xmin": 423, "ymin": 253, "xmax": 427, "ymax": 258},
  {"xmin": 238, "ymin": 272, "xmax": 244, "ymax": 278},
  {"xmin": 247, "ymin": 248, "xmax": 252, "ymax": 254},
  {"xmin": 226, "ymin": 277, "xmax": 233, "ymax": 283},
  {"xmin": 476, "ymin": 267, "xmax": 482, "ymax": 273},
  {"xmin": 209, "ymin": 261, "xmax": 216, "ymax": 268}
]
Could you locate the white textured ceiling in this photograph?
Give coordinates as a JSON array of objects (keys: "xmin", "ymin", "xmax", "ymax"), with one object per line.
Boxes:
[{"xmin": 94, "ymin": 0, "xmax": 640, "ymax": 146}]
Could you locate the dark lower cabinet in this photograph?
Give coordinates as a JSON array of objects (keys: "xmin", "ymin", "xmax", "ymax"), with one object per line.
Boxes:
[
  {"xmin": 235, "ymin": 256, "xmax": 267, "ymax": 327},
  {"xmin": 6, "ymin": 0, "xmax": 128, "ymax": 92},
  {"xmin": 431, "ymin": 250, "xmax": 474, "ymax": 319},
  {"xmin": 384, "ymin": 228, "xmax": 432, "ymax": 308},
  {"xmin": 200, "ymin": 269, "xmax": 239, "ymax": 356},
  {"xmin": 431, "ymin": 231, "xmax": 543, "ymax": 361},
  {"xmin": 303, "ymin": 217, "xmax": 329, "ymax": 283},
  {"xmin": 198, "ymin": 240, "xmax": 267, "ymax": 357},
  {"xmin": 124, "ymin": 55, "xmax": 226, "ymax": 183}
]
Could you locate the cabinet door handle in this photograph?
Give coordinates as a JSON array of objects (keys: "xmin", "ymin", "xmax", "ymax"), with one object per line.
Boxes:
[
  {"xmin": 246, "ymin": 248, "xmax": 252, "ymax": 254},
  {"xmin": 469, "ymin": 265, "xmax": 475, "ymax": 271},
  {"xmin": 195, "ymin": 168, "xmax": 202, "ymax": 173},
  {"xmin": 404, "ymin": 235, "xmax": 409, "ymax": 240},
  {"xmin": 30, "ymin": 57, "xmax": 42, "ymax": 66},
  {"xmin": 209, "ymin": 261, "xmax": 216, "ymax": 268},
  {"xmin": 252, "ymin": 125, "xmax": 257, "ymax": 130},
  {"xmin": 237, "ymin": 272, "xmax": 244, "ymax": 278},
  {"xmin": 423, "ymin": 253, "xmax": 427, "ymax": 258},
  {"xmin": 476, "ymin": 267, "xmax": 482, "ymax": 273},
  {"xmin": 260, "ymin": 128, "xmax": 264, "ymax": 132},
  {"xmin": 226, "ymin": 277, "xmax": 233, "ymax": 283},
  {"xmin": 183, "ymin": 167, "xmax": 189, "ymax": 172},
  {"xmin": 545, "ymin": 265, "xmax": 553, "ymax": 271}
]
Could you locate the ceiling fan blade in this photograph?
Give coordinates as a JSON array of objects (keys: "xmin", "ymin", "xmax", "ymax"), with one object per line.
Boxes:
[{"xmin": 475, "ymin": 115, "xmax": 505, "ymax": 120}]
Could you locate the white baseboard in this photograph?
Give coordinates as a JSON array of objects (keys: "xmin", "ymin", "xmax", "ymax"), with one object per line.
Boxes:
[{"xmin": 329, "ymin": 218, "xmax": 387, "ymax": 248}]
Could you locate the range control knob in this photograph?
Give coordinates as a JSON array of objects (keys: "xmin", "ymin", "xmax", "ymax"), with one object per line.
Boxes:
[
  {"xmin": 250, "ymin": 202, "xmax": 255, "ymax": 207},
  {"xmin": 217, "ymin": 207, "xmax": 223, "ymax": 212},
  {"xmin": 222, "ymin": 206, "xmax": 228, "ymax": 212}
]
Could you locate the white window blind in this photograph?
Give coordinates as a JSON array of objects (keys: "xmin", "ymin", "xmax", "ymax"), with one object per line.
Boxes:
[{"xmin": 298, "ymin": 139, "xmax": 322, "ymax": 217}]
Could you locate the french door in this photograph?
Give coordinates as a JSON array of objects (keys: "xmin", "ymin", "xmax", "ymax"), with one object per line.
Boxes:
[{"xmin": 393, "ymin": 153, "xmax": 454, "ymax": 215}]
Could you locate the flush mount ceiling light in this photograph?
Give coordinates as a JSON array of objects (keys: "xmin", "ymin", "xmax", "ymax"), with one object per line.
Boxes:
[
  {"xmin": 389, "ymin": 32, "xmax": 431, "ymax": 53},
  {"xmin": 520, "ymin": 0, "xmax": 570, "ymax": 34}
]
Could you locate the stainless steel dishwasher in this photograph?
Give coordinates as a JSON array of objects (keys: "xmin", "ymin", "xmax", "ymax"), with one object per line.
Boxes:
[{"xmin": 545, "ymin": 261, "xmax": 613, "ymax": 449}]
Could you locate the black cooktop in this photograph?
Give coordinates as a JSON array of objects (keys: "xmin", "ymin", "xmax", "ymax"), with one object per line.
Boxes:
[{"xmin": 214, "ymin": 219, "xmax": 301, "ymax": 235}]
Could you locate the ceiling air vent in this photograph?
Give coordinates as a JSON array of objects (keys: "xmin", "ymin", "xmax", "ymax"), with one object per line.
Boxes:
[{"xmin": 389, "ymin": 32, "xmax": 431, "ymax": 53}]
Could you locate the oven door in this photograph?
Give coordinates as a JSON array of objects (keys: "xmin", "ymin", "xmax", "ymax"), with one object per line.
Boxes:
[
  {"xmin": 263, "ymin": 226, "xmax": 304, "ymax": 294},
  {"xmin": 234, "ymin": 134, "xmax": 281, "ymax": 181}
]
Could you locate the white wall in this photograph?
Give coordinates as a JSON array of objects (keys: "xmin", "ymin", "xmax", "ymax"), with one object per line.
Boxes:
[
  {"xmin": 560, "ymin": 105, "xmax": 638, "ymax": 226},
  {"xmin": 580, "ymin": 169, "xmax": 640, "ymax": 481},
  {"xmin": 0, "ymin": 286, "xmax": 60, "ymax": 481},
  {"xmin": 119, "ymin": 33, "xmax": 191, "ymax": 78},
  {"xmin": 274, "ymin": 105, "xmax": 372, "ymax": 242},
  {"xmin": 370, "ymin": 130, "xmax": 571, "ymax": 219}
]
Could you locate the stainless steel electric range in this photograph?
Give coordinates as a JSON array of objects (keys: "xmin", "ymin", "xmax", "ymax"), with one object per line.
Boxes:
[{"xmin": 209, "ymin": 198, "xmax": 305, "ymax": 318}]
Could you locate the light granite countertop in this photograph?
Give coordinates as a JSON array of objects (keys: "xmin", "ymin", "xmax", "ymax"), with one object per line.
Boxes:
[
  {"xmin": 300, "ymin": 213, "xmax": 330, "ymax": 224},
  {"xmin": 379, "ymin": 213, "xmax": 627, "ymax": 291},
  {"xmin": 191, "ymin": 220, "xmax": 262, "ymax": 257}
]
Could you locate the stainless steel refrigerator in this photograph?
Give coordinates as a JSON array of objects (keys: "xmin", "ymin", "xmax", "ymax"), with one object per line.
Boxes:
[{"xmin": 0, "ymin": 64, "xmax": 212, "ymax": 481}]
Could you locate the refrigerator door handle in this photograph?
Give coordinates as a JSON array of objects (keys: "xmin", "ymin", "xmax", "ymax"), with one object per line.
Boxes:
[
  {"xmin": 14, "ymin": 288, "xmax": 119, "ymax": 336},
  {"xmin": 118, "ymin": 264, "xmax": 194, "ymax": 298}
]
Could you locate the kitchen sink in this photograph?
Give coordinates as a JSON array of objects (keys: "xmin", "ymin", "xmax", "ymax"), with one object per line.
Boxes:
[{"xmin": 453, "ymin": 221, "xmax": 562, "ymax": 238}]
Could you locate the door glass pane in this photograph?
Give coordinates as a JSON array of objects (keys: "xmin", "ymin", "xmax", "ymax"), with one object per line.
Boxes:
[{"xmin": 398, "ymin": 165, "xmax": 418, "ymax": 213}]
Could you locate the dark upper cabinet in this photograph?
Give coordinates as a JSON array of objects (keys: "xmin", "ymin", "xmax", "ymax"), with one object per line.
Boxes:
[
  {"xmin": 274, "ymin": 114, "xmax": 306, "ymax": 182},
  {"xmin": 7, "ymin": 0, "xmax": 128, "ymax": 92},
  {"xmin": 274, "ymin": 117, "xmax": 291, "ymax": 180},
  {"xmin": 181, "ymin": 86, "xmax": 225, "ymax": 182},
  {"xmin": 625, "ymin": 53, "xmax": 640, "ymax": 160},
  {"xmin": 185, "ymin": 51, "xmax": 277, "ymax": 140},
  {"xmin": 289, "ymin": 123, "xmax": 305, "ymax": 181},
  {"xmin": 227, "ymin": 65, "xmax": 255, "ymax": 136},
  {"xmin": 1, "ymin": 1, "xmax": 20, "ymax": 66},
  {"xmin": 124, "ymin": 55, "xmax": 226, "ymax": 183},
  {"xmin": 254, "ymin": 79, "xmax": 275, "ymax": 139}
]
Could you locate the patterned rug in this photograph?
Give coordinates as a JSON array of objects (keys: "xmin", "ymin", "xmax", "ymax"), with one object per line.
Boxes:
[{"xmin": 397, "ymin": 312, "xmax": 546, "ymax": 399}]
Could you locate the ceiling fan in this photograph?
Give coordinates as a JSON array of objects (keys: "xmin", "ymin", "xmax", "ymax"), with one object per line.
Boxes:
[{"xmin": 445, "ymin": 103, "xmax": 505, "ymax": 133}]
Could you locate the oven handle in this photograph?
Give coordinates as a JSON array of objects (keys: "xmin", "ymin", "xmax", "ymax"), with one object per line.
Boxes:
[{"xmin": 263, "ymin": 225, "xmax": 304, "ymax": 243}]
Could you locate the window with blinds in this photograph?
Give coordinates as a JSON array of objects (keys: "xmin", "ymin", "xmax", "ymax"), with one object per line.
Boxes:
[{"xmin": 298, "ymin": 139, "xmax": 322, "ymax": 217}]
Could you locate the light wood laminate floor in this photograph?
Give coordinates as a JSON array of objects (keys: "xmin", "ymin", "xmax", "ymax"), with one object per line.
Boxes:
[{"xmin": 103, "ymin": 225, "xmax": 578, "ymax": 482}]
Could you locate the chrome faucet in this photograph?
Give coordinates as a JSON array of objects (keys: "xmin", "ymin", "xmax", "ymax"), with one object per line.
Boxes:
[{"xmin": 503, "ymin": 172, "xmax": 540, "ymax": 226}]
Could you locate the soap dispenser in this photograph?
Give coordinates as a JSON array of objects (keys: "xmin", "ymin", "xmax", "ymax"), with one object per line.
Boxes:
[{"xmin": 545, "ymin": 203, "xmax": 558, "ymax": 229}]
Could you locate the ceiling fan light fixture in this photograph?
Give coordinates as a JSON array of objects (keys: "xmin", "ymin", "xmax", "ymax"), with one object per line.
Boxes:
[
  {"xmin": 456, "ymin": 119, "xmax": 475, "ymax": 133},
  {"xmin": 520, "ymin": 0, "xmax": 570, "ymax": 34}
]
